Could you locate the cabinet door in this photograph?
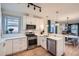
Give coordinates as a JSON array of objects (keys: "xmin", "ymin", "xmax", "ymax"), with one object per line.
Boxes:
[
  {"xmin": 13, "ymin": 39, "xmax": 21, "ymax": 53},
  {"xmin": 13, "ymin": 37, "xmax": 27, "ymax": 53},
  {"xmin": 37, "ymin": 36, "xmax": 41, "ymax": 46},
  {"xmin": 19, "ymin": 38, "xmax": 27, "ymax": 51},
  {"xmin": 40, "ymin": 36, "xmax": 47, "ymax": 49},
  {"xmin": 0, "ymin": 42, "xmax": 5, "ymax": 56},
  {"xmin": 41, "ymin": 36, "xmax": 47, "ymax": 49},
  {"xmin": 4, "ymin": 40, "xmax": 12, "ymax": 55}
]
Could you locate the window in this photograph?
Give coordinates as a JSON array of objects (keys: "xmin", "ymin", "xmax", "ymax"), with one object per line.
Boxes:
[
  {"xmin": 48, "ymin": 20, "xmax": 55, "ymax": 33},
  {"xmin": 2, "ymin": 15, "xmax": 21, "ymax": 34},
  {"xmin": 71, "ymin": 24, "xmax": 78, "ymax": 35}
]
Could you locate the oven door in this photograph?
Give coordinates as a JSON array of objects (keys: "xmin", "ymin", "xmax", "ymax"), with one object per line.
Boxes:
[{"xmin": 28, "ymin": 39, "xmax": 37, "ymax": 45}]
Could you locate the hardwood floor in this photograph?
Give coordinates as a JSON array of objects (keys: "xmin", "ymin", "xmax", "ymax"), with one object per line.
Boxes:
[
  {"xmin": 14, "ymin": 45, "xmax": 79, "ymax": 56},
  {"xmin": 14, "ymin": 47, "xmax": 52, "ymax": 56},
  {"xmin": 65, "ymin": 44, "xmax": 79, "ymax": 56}
]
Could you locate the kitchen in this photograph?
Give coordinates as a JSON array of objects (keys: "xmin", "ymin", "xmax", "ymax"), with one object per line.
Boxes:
[{"xmin": 0, "ymin": 3, "xmax": 79, "ymax": 56}]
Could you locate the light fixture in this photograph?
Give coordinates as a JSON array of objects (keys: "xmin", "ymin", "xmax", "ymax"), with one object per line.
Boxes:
[
  {"xmin": 39, "ymin": 8, "xmax": 41, "ymax": 12},
  {"xmin": 34, "ymin": 6, "xmax": 36, "ymax": 10},
  {"xmin": 55, "ymin": 11, "xmax": 59, "ymax": 25},
  {"xmin": 27, "ymin": 4, "xmax": 30, "ymax": 8},
  {"xmin": 27, "ymin": 3, "xmax": 42, "ymax": 12},
  {"xmin": 65, "ymin": 17, "xmax": 69, "ymax": 33}
]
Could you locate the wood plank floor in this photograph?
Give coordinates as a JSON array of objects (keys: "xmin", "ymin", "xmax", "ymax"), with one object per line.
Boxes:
[
  {"xmin": 14, "ymin": 47, "xmax": 52, "ymax": 56},
  {"xmin": 14, "ymin": 44, "xmax": 79, "ymax": 56},
  {"xmin": 65, "ymin": 44, "xmax": 79, "ymax": 56}
]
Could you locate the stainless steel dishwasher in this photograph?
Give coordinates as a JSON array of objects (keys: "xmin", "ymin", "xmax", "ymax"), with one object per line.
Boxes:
[{"xmin": 47, "ymin": 38, "xmax": 56, "ymax": 55}]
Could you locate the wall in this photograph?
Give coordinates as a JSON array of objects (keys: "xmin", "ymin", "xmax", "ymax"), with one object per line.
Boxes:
[
  {"xmin": 45, "ymin": 19, "xmax": 64, "ymax": 36},
  {"xmin": 1, "ymin": 10, "xmax": 45, "ymax": 36},
  {"xmin": 0, "ymin": 4, "xmax": 1, "ymax": 38}
]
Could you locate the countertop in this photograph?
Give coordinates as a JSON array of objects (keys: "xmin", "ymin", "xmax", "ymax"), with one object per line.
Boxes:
[
  {"xmin": 0, "ymin": 34, "xmax": 26, "ymax": 44},
  {"xmin": 47, "ymin": 36, "xmax": 64, "ymax": 40},
  {"xmin": 64, "ymin": 35, "xmax": 79, "ymax": 38}
]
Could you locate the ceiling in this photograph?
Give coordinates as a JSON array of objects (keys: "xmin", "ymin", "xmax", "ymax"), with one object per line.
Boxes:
[{"xmin": 1, "ymin": 3, "xmax": 79, "ymax": 23}]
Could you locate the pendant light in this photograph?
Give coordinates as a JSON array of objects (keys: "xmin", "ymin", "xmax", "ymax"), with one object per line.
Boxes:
[
  {"xmin": 55, "ymin": 11, "xmax": 59, "ymax": 26},
  {"xmin": 66, "ymin": 17, "xmax": 69, "ymax": 33}
]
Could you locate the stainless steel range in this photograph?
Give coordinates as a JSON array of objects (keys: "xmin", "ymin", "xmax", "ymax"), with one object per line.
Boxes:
[{"xmin": 26, "ymin": 32, "xmax": 37, "ymax": 49}]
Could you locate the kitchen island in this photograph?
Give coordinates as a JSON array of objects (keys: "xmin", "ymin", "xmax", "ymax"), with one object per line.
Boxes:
[{"xmin": 47, "ymin": 35, "xmax": 65, "ymax": 56}]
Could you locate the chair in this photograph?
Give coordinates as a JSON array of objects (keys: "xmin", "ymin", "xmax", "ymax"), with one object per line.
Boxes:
[{"xmin": 65, "ymin": 37, "xmax": 78, "ymax": 47}]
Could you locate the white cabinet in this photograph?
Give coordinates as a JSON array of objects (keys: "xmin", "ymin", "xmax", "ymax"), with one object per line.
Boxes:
[
  {"xmin": 19, "ymin": 38, "xmax": 27, "ymax": 51},
  {"xmin": 38, "ymin": 36, "xmax": 47, "ymax": 49},
  {"xmin": 37, "ymin": 36, "xmax": 41, "ymax": 46},
  {"xmin": 41, "ymin": 36, "xmax": 47, "ymax": 49},
  {"xmin": 13, "ymin": 39, "xmax": 21, "ymax": 53},
  {"xmin": 26, "ymin": 17, "xmax": 33, "ymax": 24},
  {"xmin": 0, "ymin": 40, "xmax": 13, "ymax": 56},
  {"xmin": 26, "ymin": 16, "xmax": 37, "ymax": 25},
  {"xmin": 0, "ymin": 42, "xmax": 5, "ymax": 56},
  {"xmin": 13, "ymin": 37, "xmax": 27, "ymax": 53},
  {"xmin": 4, "ymin": 40, "xmax": 13, "ymax": 55},
  {"xmin": 0, "ymin": 37, "xmax": 27, "ymax": 55}
]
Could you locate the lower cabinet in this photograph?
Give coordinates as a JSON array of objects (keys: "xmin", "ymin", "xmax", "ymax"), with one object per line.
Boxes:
[
  {"xmin": 41, "ymin": 36, "xmax": 47, "ymax": 49},
  {"xmin": 0, "ymin": 37, "xmax": 27, "ymax": 56},
  {"xmin": 13, "ymin": 38, "xmax": 27, "ymax": 54},
  {"xmin": 4, "ymin": 40, "xmax": 13, "ymax": 55},
  {"xmin": 37, "ymin": 36, "xmax": 42, "ymax": 46},
  {"xmin": 38, "ymin": 36, "xmax": 47, "ymax": 49},
  {"xmin": 0, "ymin": 42, "xmax": 5, "ymax": 56}
]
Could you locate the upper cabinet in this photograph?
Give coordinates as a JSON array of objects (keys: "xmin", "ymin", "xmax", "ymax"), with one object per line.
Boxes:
[{"xmin": 26, "ymin": 16, "xmax": 35, "ymax": 25}]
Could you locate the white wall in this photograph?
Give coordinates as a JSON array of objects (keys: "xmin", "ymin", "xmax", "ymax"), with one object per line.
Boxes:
[
  {"xmin": 2, "ymin": 10, "xmax": 46, "ymax": 36},
  {"xmin": 0, "ymin": 4, "xmax": 1, "ymax": 38}
]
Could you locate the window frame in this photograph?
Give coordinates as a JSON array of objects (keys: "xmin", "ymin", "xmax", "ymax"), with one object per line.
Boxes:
[{"xmin": 2, "ymin": 15, "xmax": 22, "ymax": 34}]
